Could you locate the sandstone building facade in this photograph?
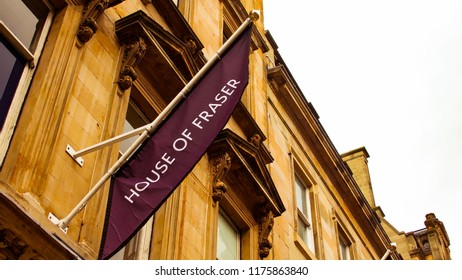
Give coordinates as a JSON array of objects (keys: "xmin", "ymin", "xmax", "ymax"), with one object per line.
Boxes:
[
  {"xmin": 0, "ymin": 0, "xmax": 449, "ymax": 260},
  {"xmin": 342, "ymin": 147, "xmax": 451, "ymax": 260}
]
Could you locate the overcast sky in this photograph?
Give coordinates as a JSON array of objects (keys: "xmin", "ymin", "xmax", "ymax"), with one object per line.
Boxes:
[{"xmin": 264, "ymin": 0, "xmax": 462, "ymax": 260}]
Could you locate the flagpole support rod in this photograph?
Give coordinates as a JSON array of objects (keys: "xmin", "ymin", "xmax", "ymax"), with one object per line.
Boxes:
[
  {"xmin": 52, "ymin": 127, "xmax": 152, "ymax": 230},
  {"xmin": 66, "ymin": 144, "xmax": 84, "ymax": 167}
]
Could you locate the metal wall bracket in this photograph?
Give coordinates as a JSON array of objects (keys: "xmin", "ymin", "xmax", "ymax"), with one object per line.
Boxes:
[
  {"xmin": 66, "ymin": 145, "xmax": 84, "ymax": 167},
  {"xmin": 48, "ymin": 213, "xmax": 68, "ymax": 234}
]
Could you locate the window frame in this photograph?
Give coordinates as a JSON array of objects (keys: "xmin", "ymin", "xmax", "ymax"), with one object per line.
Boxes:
[
  {"xmin": 294, "ymin": 173, "xmax": 316, "ymax": 253},
  {"xmin": 0, "ymin": 0, "xmax": 54, "ymax": 165},
  {"xmin": 289, "ymin": 153, "xmax": 318, "ymax": 260},
  {"xmin": 334, "ymin": 215, "xmax": 355, "ymax": 260},
  {"xmin": 338, "ymin": 229, "xmax": 352, "ymax": 260}
]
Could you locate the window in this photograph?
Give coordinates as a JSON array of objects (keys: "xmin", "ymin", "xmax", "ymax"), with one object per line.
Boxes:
[
  {"xmin": 339, "ymin": 234, "xmax": 351, "ymax": 260},
  {"xmin": 0, "ymin": 0, "xmax": 52, "ymax": 160},
  {"xmin": 295, "ymin": 174, "xmax": 315, "ymax": 252},
  {"xmin": 112, "ymin": 96, "xmax": 153, "ymax": 260},
  {"xmin": 216, "ymin": 211, "xmax": 240, "ymax": 260},
  {"xmin": 338, "ymin": 228, "xmax": 352, "ymax": 260},
  {"xmin": 0, "ymin": 40, "xmax": 26, "ymax": 130},
  {"xmin": 119, "ymin": 100, "xmax": 150, "ymax": 154}
]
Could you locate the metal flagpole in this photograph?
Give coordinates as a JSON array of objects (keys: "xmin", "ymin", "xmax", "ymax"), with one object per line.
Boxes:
[{"xmin": 49, "ymin": 11, "xmax": 259, "ymax": 231}]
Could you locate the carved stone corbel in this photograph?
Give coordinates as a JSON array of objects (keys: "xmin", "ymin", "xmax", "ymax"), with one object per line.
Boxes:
[
  {"xmin": 249, "ymin": 133, "xmax": 262, "ymax": 149},
  {"xmin": 211, "ymin": 152, "xmax": 231, "ymax": 203},
  {"xmin": 117, "ymin": 36, "xmax": 147, "ymax": 91},
  {"xmin": 183, "ymin": 36, "xmax": 198, "ymax": 54},
  {"xmin": 77, "ymin": 0, "xmax": 125, "ymax": 43},
  {"xmin": 258, "ymin": 206, "xmax": 274, "ymax": 259}
]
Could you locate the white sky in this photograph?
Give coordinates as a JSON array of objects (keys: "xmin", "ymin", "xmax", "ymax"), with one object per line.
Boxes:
[{"xmin": 264, "ymin": 0, "xmax": 462, "ymax": 260}]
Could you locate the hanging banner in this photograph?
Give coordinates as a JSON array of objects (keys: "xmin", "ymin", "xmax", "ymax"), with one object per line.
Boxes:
[{"xmin": 99, "ymin": 23, "xmax": 253, "ymax": 259}]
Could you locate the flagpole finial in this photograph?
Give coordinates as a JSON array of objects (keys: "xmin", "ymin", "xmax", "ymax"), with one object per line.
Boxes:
[{"xmin": 249, "ymin": 10, "xmax": 260, "ymax": 21}]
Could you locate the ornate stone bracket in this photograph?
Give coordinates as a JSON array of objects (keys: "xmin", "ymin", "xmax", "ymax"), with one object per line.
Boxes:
[
  {"xmin": 184, "ymin": 37, "xmax": 198, "ymax": 54},
  {"xmin": 117, "ymin": 36, "xmax": 147, "ymax": 91},
  {"xmin": 258, "ymin": 206, "xmax": 274, "ymax": 259},
  {"xmin": 249, "ymin": 133, "xmax": 262, "ymax": 149},
  {"xmin": 77, "ymin": 0, "xmax": 124, "ymax": 43},
  {"xmin": 211, "ymin": 152, "xmax": 231, "ymax": 203}
]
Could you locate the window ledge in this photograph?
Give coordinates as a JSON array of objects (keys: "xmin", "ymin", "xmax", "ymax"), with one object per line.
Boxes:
[{"xmin": 294, "ymin": 234, "xmax": 317, "ymax": 260}]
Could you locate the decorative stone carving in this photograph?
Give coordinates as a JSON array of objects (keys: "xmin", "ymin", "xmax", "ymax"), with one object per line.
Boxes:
[
  {"xmin": 211, "ymin": 152, "xmax": 231, "ymax": 203},
  {"xmin": 185, "ymin": 38, "xmax": 198, "ymax": 54},
  {"xmin": 117, "ymin": 36, "xmax": 147, "ymax": 91},
  {"xmin": 424, "ymin": 213, "xmax": 438, "ymax": 230},
  {"xmin": 77, "ymin": 0, "xmax": 124, "ymax": 43},
  {"xmin": 258, "ymin": 206, "xmax": 274, "ymax": 259},
  {"xmin": 249, "ymin": 133, "xmax": 261, "ymax": 149}
]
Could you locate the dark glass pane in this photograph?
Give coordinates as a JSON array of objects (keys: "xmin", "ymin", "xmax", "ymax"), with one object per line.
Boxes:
[
  {"xmin": 0, "ymin": 0, "xmax": 49, "ymax": 52},
  {"xmin": 0, "ymin": 37, "xmax": 26, "ymax": 130}
]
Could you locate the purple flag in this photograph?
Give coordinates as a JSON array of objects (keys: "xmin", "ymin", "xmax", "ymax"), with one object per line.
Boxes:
[{"xmin": 99, "ymin": 23, "xmax": 252, "ymax": 259}]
